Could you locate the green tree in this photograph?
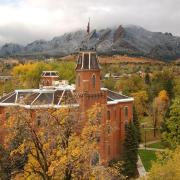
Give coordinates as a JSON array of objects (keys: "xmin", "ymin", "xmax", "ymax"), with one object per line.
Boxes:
[
  {"xmin": 104, "ymin": 77, "xmax": 116, "ymax": 90},
  {"xmin": 116, "ymin": 75, "xmax": 147, "ymax": 95},
  {"xmin": 144, "ymin": 73, "xmax": 150, "ymax": 85},
  {"xmin": 123, "ymin": 121, "xmax": 138, "ymax": 178},
  {"xmin": 148, "ymin": 146, "xmax": 180, "ymax": 180},
  {"xmin": 174, "ymin": 77, "xmax": 180, "ymax": 97},
  {"xmin": 163, "ymin": 97, "xmax": 180, "ymax": 148},
  {"xmin": 150, "ymin": 70, "xmax": 174, "ymax": 100},
  {"xmin": 133, "ymin": 106, "xmax": 141, "ymax": 143}
]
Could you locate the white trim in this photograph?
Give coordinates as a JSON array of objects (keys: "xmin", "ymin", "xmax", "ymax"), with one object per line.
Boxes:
[
  {"xmin": 0, "ymin": 103, "xmax": 79, "ymax": 109},
  {"xmin": 101, "ymin": 87, "xmax": 108, "ymax": 91},
  {"xmin": 107, "ymin": 98, "xmax": 134, "ymax": 105},
  {"xmin": 0, "ymin": 103, "xmax": 17, "ymax": 107},
  {"xmin": 81, "ymin": 52, "xmax": 84, "ymax": 69}
]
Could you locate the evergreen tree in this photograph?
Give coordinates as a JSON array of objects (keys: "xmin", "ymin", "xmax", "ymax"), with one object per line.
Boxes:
[
  {"xmin": 123, "ymin": 121, "xmax": 138, "ymax": 178},
  {"xmin": 163, "ymin": 97, "xmax": 180, "ymax": 148},
  {"xmin": 133, "ymin": 106, "xmax": 141, "ymax": 143},
  {"xmin": 144, "ymin": 73, "xmax": 150, "ymax": 85}
]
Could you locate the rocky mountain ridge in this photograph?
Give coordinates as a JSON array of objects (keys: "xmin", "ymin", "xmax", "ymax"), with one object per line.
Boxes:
[{"xmin": 1, "ymin": 25, "xmax": 180, "ymax": 60}]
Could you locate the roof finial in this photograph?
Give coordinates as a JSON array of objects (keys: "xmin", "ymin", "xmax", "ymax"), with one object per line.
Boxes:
[{"xmin": 87, "ymin": 17, "xmax": 90, "ymax": 34}]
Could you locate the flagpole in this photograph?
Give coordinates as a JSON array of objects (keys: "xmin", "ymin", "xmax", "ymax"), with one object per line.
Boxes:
[{"xmin": 89, "ymin": 17, "xmax": 90, "ymax": 34}]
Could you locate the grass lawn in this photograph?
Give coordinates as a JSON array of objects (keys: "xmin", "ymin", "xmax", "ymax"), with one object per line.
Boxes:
[
  {"xmin": 138, "ymin": 149, "xmax": 157, "ymax": 171},
  {"xmin": 147, "ymin": 142, "xmax": 166, "ymax": 149}
]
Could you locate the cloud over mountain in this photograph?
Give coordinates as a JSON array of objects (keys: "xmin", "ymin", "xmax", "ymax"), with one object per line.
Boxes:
[{"xmin": 0, "ymin": 0, "xmax": 180, "ymax": 45}]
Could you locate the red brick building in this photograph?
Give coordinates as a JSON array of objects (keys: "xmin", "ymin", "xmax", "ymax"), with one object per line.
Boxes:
[{"xmin": 0, "ymin": 49, "xmax": 134, "ymax": 164}]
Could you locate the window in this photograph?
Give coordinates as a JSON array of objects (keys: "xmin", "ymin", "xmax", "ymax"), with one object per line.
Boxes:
[
  {"xmin": 37, "ymin": 116, "xmax": 41, "ymax": 126},
  {"xmin": 107, "ymin": 110, "xmax": 110, "ymax": 120},
  {"xmin": 78, "ymin": 55, "xmax": 82, "ymax": 64},
  {"xmin": 108, "ymin": 145, "xmax": 111, "ymax": 156},
  {"xmin": 45, "ymin": 72, "xmax": 50, "ymax": 76},
  {"xmin": 125, "ymin": 121, "xmax": 128, "ymax": 130},
  {"xmin": 107, "ymin": 125, "xmax": 111, "ymax": 134},
  {"xmin": 119, "ymin": 108, "xmax": 122, "ymax": 123},
  {"xmin": 91, "ymin": 152, "xmax": 100, "ymax": 166},
  {"xmin": 84, "ymin": 54, "xmax": 89, "ymax": 69},
  {"xmin": 51, "ymin": 72, "xmax": 56, "ymax": 76},
  {"xmin": 90, "ymin": 54, "xmax": 99, "ymax": 69},
  {"xmin": 97, "ymin": 112, "xmax": 102, "ymax": 124},
  {"xmin": 125, "ymin": 106, "xmax": 128, "ymax": 117},
  {"xmin": 77, "ymin": 75, "xmax": 80, "ymax": 87},
  {"xmin": 92, "ymin": 74, "xmax": 96, "ymax": 89},
  {"xmin": 6, "ymin": 112, "xmax": 10, "ymax": 120},
  {"xmin": 96, "ymin": 133, "xmax": 101, "ymax": 143}
]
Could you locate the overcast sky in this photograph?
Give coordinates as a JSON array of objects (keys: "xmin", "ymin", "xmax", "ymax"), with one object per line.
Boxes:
[{"xmin": 0, "ymin": 0, "xmax": 179, "ymax": 45}]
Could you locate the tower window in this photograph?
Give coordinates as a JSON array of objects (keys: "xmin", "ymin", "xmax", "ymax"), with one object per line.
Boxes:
[
  {"xmin": 84, "ymin": 54, "xmax": 89, "ymax": 69},
  {"xmin": 91, "ymin": 54, "xmax": 99, "ymax": 69},
  {"xmin": 92, "ymin": 74, "xmax": 96, "ymax": 89},
  {"xmin": 78, "ymin": 55, "xmax": 82, "ymax": 64}
]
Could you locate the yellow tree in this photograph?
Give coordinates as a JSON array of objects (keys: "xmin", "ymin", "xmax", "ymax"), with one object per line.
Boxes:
[
  {"xmin": 131, "ymin": 90, "xmax": 149, "ymax": 117},
  {"xmin": 148, "ymin": 146, "xmax": 180, "ymax": 180},
  {"xmin": 152, "ymin": 90, "xmax": 169, "ymax": 137},
  {"xmin": 3, "ymin": 104, "xmax": 122, "ymax": 180}
]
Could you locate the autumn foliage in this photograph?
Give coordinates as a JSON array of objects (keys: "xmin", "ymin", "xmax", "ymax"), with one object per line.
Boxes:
[{"xmin": 1, "ymin": 104, "xmax": 123, "ymax": 179}]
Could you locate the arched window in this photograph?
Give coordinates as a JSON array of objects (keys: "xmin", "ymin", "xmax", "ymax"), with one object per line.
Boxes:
[
  {"xmin": 124, "ymin": 106, "xmax": 128, "ymax": 117},
  {"xmin": 92, "ymin": 74, "xmax": 96, "ymax": 89},
  {"xmin": 107, "ymin": 110, "xmax": 110, "ymax": 120},
  {"xmin": 91, "ymin": 152, "xmax": 100, "ymax": 166},
  {"xmin": 37, "ymin": 116, "xmax": 41, "ymax": 126},
  {"xmin": 92, "ymin": 74, "xmax": 96, "ymax": 88}
]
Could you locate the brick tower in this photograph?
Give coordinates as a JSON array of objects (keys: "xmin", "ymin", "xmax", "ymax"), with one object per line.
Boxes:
[
  {"xmin": 75, "ymin": 49, "xmax": 108, "ymax": 163},
  {"xmin": 75, "ymin": 50, "xmax": 101, "ymax": 93},
  {"xmin": 75, "ymin": 50, "xmax": 107, "ymax": 112}
]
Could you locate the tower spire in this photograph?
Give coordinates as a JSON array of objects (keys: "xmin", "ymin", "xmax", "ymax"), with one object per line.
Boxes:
[{"xmin": 87, "ymin": 17, "xmax": 90, "ymax": 34}]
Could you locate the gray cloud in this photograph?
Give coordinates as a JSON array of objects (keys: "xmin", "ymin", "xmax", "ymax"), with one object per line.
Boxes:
[{"xmin": 0, "ymin": 0, "xmax": 180, "ymax": 45}]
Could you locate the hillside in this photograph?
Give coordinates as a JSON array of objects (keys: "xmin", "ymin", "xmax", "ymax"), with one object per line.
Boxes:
[
  {"xmin": 61, "ymin": 54, "xmax": 164, "ymax": 64},
  {"xmin": 0, "ymin": 25, "xmax": 180, "ymax": 61}
]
